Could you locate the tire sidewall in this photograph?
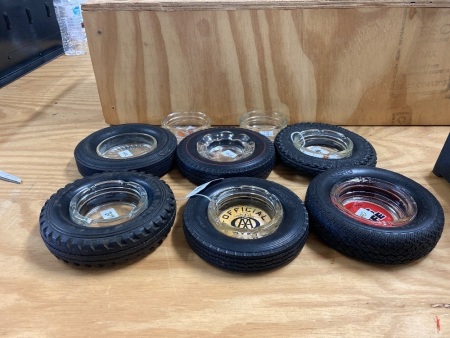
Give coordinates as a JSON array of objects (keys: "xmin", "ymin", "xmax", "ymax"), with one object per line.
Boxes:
[
  {"xmin": 275, "ymin": 123, "xmax": 376, "ymax": 171},
  {"xmin": 177, "ymin": 127, "xmax": 275, "ymax": 174},
  {"xmin": 42, "ymin": 172, "xmax": 172, "ymax": 239},
  {"xmin": 183, "ymin": 177, "xmax": 309, "ymax": 258},
  {"xmin": 306, "ymin": 167, "xmax": 443, "ymax": 237},
  {"xmin": 74, "ymin": 124, "xmax": 177, "ymax": 173}
]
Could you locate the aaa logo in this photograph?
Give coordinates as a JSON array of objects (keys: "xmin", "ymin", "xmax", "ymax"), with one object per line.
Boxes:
[
  {"xmin": 230, "ymin": 217, "xmax": 261, "ymax": 229},
  {"xmin": 219, "ymin": 205, "xmax": 270, "ymax": 229}
]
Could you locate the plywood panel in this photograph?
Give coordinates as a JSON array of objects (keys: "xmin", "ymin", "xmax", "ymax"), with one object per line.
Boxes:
[
  {"xmin": 83, "ymin": 5, "xmax": 450, "ymax": 125},
  {"xmin": 83, "ymin": 0, "xmax": 450, "ymax": 11}
]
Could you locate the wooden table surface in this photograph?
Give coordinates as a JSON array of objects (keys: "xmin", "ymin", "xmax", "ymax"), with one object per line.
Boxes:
[{"xmin": 0, "ymin": 54, "xmax": 449, "ymax": 337}]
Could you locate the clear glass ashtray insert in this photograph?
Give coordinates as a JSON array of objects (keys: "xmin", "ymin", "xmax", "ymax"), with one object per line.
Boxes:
[
  {"xmin": 197, "ymin": 131, "xmax": 255, "ymax": 162},
  {"xmin": 162, "ymin": 111, "xmax": 211, "ymax": 143},
  {"xmin": 291, "ymin": 129, "xmax": 353, "ymax": 159},
  {"xmin": 69, "ymin": 180, "xmax": 148, "ymax": 227},
  {"xmin": 239, "ymin": 110, "xmax": 288, "ymax": 140},
  {"xmin": 208, "ymin": 185, "xmax": 283, "ymax": 239},
  {"xmin": 330, "ymin": 177, "xmax": 417, "ymax": 227},
  {"xmin": 96, "ymin": 133, "xmax": 157, "ymax": 159}
]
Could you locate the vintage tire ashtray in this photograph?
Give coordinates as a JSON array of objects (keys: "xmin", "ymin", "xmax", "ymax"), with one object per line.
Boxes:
[
  {"xmin": 275, "ymin": 122, "xmax": 377, "ymax": 176},
  {"xmin": 40, "ymin": 172, "xmax": 176, "ymax": 267},
  {"xmin": 305, "ymin": 167, "xmax": 444, "ymax": 264},
  {"xmin": 183, "ymin": 177, "xmax": 309, "ymax": 272},
  {"xmin": 177, "ymin": 127, "xmax": 276, "ymax": 185},
  {"xmin": 74, "ymin": 124, "xmax": 177, "ymax": 177}
]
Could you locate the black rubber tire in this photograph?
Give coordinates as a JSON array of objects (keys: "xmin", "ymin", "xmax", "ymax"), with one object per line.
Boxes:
[
  {"xmin": 275, "ymin": 122, "xmax": 377, "ymax": 177},
  {"xmin": 74, "ymin": 124, "xmax": 177, "ymax": 177},
  {"xmin": 176, "ymin": 127, "xmax": 276, "ymax": 185},
  {"xmin": 39, "ymin": 172, "xmax": 176, "ymax": 267},
  {"xmin": 183, "ymin": 177, "xmax": 309, "ymax": 272},
  {"xmin": 305, "ymin": 167, "xmax": 444, "ymax": 264}
]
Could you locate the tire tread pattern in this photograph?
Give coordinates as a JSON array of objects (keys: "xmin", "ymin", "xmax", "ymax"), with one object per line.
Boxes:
[
  {"xmin": 74, "ymin": 124, "xmax": 177, "ymax": 177},
  {"xmin": 305, "ymin": 168, "xmax": 444, "ymax": 264},
  {"xmin": 182, "ymin": 177, "xmax": 309, "ymax": 272},
  {"xmin": 176, "ymin": 127, "xmax": 276, "ymax": 185},
  {"xmin": 275, "ymin": 123, "xmax": 377, "ymax": 177},
  {"xmin": 39, "ymin": 173, "xmax": 176, "ymax": 267},
  {"xmin": 184, "ymin": 227, "xmax": 308, "ymax": 272}
]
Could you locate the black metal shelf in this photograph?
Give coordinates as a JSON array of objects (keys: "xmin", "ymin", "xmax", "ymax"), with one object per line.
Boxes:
[{"xmin": 1, "ymin": 0, "xmax": 63, "ymax": 88}]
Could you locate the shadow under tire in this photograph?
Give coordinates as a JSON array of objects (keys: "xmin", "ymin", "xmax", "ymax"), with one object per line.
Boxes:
[
  {"xmin": 183, "ymin": 177, "xmax": 309, "ymax": 272},
  {"xmin": 275, "ymin": 122, "xmax": 377, "ymax": 177},
  {"xmin": 305, "ymin": 167, "xmax": 444, "ymax": 264},
  {"xmin": 176, "ymin": 127, "xmax": 276, "ymax": 185},
  {"xmin": 39, "ymin": 172, "xmax": 176, "ymax": 267},
  {"xmin": 74, "ymin": 124, "xmax": 177, "ymax": 177}
]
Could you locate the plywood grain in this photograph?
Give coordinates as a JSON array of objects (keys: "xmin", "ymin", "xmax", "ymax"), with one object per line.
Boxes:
[
  {"xmin": 0, "ymin": 54, "xmax": 450, "ymax": 337},
  {"xmin": 83, "ymin": 0, "xmax": 450, "ymax": 11},
  {"xmin": 83, "ymin": 6, "xmax": 450, "ymax": 125}
]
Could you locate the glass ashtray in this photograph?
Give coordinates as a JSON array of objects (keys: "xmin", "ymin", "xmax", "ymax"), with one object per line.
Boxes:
[
  {"xmin": 69, "ymin": 180, "xmax": 148, "ymax": 227},
  {"xmin": 197, "ymin": 130, "xmax": 255, "ymax": 162},
  {"xmin": 96, "ymin": 133, "xmax": 157, "ymax": 159},
  {"xmin": 291, "ymin": 129, "xmax": 353, "ymax": 159},
  {"xmin": 162, "ymin": 111, "xmax": 211, "ymax": 143},
  {"xmin": 331, "ymin": 177, "xmax": 417, "ymax": 227},
  {"xmin": 239, "ymin": 110, "xmax": 288, "ymax": 141},
  {"xmin": 208, "ymin": 185, "xmax": 283, "ymax": 239}
]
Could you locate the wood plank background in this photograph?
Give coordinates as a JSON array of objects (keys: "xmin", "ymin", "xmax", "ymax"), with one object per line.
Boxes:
[
  {"xmin": 84, "ymin": 0, "xmax": 450, "ymax": 11},
  {"xmin": 0, "ymin": 54, "xmax": 450, "ymax": 336},
  {"xmin": 83, "ymin": 4, "xmax": 450, "ymax": 125}
]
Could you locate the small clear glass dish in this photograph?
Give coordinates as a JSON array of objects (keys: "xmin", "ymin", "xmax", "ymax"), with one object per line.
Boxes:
[
  {"xmin": 69, "ymin": 180, "xmax": 148, "ymax": 227},
  {"xmin": 239, "ymin": 110, "xmax": 288, "ymax": 141},
  {"xmin": 291, "ymin": 129, "xmax": 353, "ymax": 159},
  {"xmin": 96, "ymin": 133, "xmax": 157, "ymax": 159},
  {"xmin": 162, "ymin": 111, "xmax": 211, "ymax": 143},
  {"xmin": 208, "ymin": 185, "xmax": 283, "ymax": 239},
  {"xmin": 197, "ymin": 130, "xmax": 255, "ymax": 162},
  {"xmin": 331, "ymin": 177, "xmax": 417, "ymax": 227}
]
